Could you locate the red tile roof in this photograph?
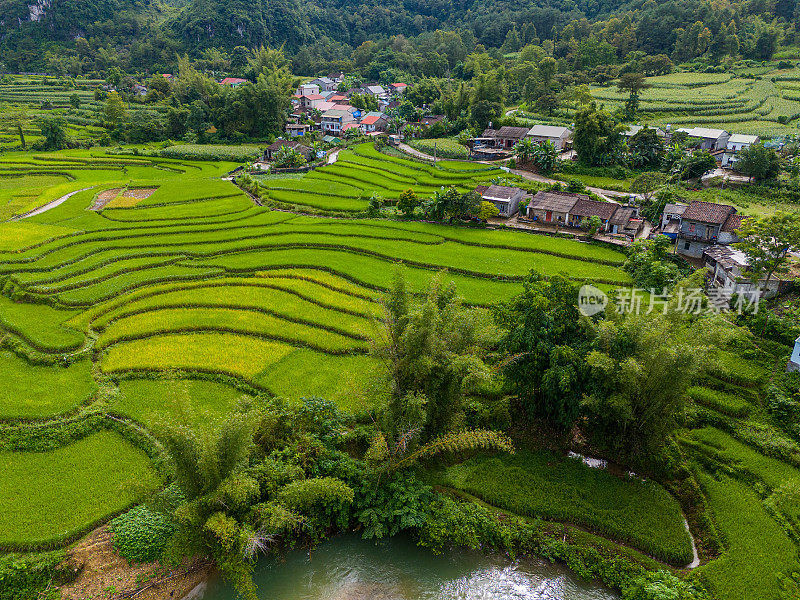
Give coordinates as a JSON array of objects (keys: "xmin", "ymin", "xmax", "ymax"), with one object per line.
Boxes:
[
  {"xmin": 391, "ymin": 82, "xmax": 408, "ymax": 87},
  {"xmin": 681, "ymin": 200, "xmax": 736, "ymax": 225},
  {"xmin": 342, "ymin": 122, "xmax": 360, "ymax": 130},
  {"xmin": 722, "ymin": 213, "xmax": 748, "ymax": 232},
  {"xmin": 301, "ymin": 94, "xmax": 325, "ymax": 100},
  {"xmin": 328, "ymin": 95, "xmax": 346, "ymax": 102},
  {"xmin": 360, "ymin": 115, "xmax": 381, "ymax": 125},
  {"xmin": 220, "ymin": 77, "xmax": 248, "ymax": 85},
  {"xmin": 570, "ymin": 197, "xmax": 618, "ymax": 220}
]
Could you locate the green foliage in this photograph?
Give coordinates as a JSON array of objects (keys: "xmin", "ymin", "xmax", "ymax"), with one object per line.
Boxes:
[
  {"xmin": 494, "ymin": 271, "xmax": 590, "ymax": 427},
  {"xmin": 272, "ymin": 145, "xmax": 307, "ymax": 169},
  {"xmin": 583, "ymin": 306, "xmax": 716, "ymax": 457},
  {"xmin": 573, "ymin": 103, "xmax": 624, "ymax": 166},
  {"xmin": 623, "ymin": 570, "xmax": 707, "ymax": 600},
  {"xmin": 376, "ymin": 271, "xmax": 496, "ymax": 439},
  {"xmin": 734, "ymin": 211, "xmax": 800, "ymax": 293},
  {"xmin": 623, "ymin": 236, "xmax": 682, "ymax": 291},
  {"xmin": 477, "ymin": 200, "xmax": 499, "ymax": 220},
  {"xmin": 397, "ymin": 188, "xmax": 420, "ymax": 216},
  {"xmin": 110, "ymin": 493, "xmax": 179, "ymax": 562},
  {"xmin": 735, "ymin": 143, "xmax": 781, "ymax": 181},
  {"xmin": 0, "ymin": 551, "xmax": 71, "ymax": 600}
]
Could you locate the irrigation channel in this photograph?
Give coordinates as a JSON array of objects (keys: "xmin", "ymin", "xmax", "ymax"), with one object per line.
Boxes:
[{"xmin": 196, "ymin": 534, "xmax": 618, "ymax": 600}]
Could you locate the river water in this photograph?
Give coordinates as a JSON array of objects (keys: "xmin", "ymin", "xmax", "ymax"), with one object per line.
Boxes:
[{"xmin": 199, "ymin": 534, "xmax": 619, "ymax": 600}]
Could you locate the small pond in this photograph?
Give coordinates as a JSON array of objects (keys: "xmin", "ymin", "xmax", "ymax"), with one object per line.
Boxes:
[{"xmin": 199, "ymin": 533, "xmax": 619, "ymax": 600}]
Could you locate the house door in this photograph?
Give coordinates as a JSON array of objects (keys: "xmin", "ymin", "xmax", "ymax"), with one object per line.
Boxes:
[{"xmin": 545, "ymin": 211, "xmax": 552, "ymax": 222}]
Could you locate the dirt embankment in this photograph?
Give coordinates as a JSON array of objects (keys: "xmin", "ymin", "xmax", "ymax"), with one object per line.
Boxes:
[{"xmin": 58, "ymin": 525, "xmax": 215, "ymax": 600}]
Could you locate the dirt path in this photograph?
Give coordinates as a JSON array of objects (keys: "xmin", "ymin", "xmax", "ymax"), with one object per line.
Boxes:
[
  {"xmin": 327, "ymin": 148, "xmax": 341, "ymax": 164},
  {"xmin": 13, "ymin": 187, "xmax": 93, "ymax": 220},
  {"xmin": 58, "ymin": 525, "xmax": 215, "ymax": 600}
]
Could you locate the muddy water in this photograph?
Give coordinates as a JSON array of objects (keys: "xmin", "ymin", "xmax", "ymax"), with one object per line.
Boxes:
[{"xmin": 199, "ymin": 534, "xmax": 619, "ymax": 600}]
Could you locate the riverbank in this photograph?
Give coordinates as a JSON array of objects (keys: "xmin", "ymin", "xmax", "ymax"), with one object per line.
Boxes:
[{"xmin": 57, "ymin": 525, "xmax": 215, "ymax": 600}]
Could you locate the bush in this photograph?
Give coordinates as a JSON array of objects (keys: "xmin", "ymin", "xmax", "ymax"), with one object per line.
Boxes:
[
  {"xmin": 0, "ymin": 551, "xmax": 72, "ymax": 600},
  {"xmin": 110, "ymin": 504, "xmax": 176, "ymax": 563}
]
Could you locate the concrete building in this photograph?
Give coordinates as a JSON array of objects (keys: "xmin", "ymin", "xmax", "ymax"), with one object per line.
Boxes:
[
  {"xmin": 479, "ymin": 184, "xmax": 526, "ymax": 217},
  {"xmin": 526, "ymin": 125, "xmax": 573, "ymax": 151}
]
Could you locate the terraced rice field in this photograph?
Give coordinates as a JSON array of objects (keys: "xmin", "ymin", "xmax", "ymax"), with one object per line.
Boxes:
[
  {"xmin": 257, "ymin": 142, "xmax": 503, "ymax": 213},
  {"xmin": 0, "ymin": 145, "xmax": 636, "ymax": 548},
  {"xmin": 590, "ymin": 62, "xmax": 800, "ymax": 137}
]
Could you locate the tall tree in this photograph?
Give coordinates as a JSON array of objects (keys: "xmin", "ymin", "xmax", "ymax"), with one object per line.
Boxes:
[
  {"xmin": 493, "ymin": 271, "xmax": 591, "ymax": 427},
  {"xmin": 735, "ymin": 143, "xmax": 781, "ymax": 182},
  {"xmin": 616, "ymin": 72, "xmax": 650, "ymax": 119}
]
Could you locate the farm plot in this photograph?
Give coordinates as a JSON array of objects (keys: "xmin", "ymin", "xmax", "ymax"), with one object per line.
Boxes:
[
  {"xmin": 589, "ymin": 65, "xmax": 800, "ymax": 137},
  {"xmin": 0, "ymin": 430, "xmax": 159, "ymax": 550},
  {"xmin": 0, "ymin": 351, "xmax": 96, "ymax": 419},
  {"xmin": 258, "ymin": 142, "xmax": 503, "ymax": 213},
  {"xmin": 0, "ymin": 145, "xmax": 640, "ymax": 553},
  {"xmin": 435, "ymin": 450, "xmax": 694, "ymax": 566}
]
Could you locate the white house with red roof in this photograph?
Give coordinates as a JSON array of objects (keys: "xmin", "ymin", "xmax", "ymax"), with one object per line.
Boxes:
[
  {"xmin": 389, "ymin": 83, "xmax": 408, "ymax": 95},
  {"xmin": 220, "ymin": 77, "xmax": 248, "ymax": 87}
]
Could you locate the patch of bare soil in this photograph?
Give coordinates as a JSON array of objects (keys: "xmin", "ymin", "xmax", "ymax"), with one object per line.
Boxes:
[
  {"xmin": 58, "ymin": 525, "xmax": 215, "ymax": 600},
  {"xmin": 122, "ymin": 188, "xmax": 158, "ymax": 200},
  {"xmin": 91, "ymin": 188, "xmax": 123, "ymax": 211}
]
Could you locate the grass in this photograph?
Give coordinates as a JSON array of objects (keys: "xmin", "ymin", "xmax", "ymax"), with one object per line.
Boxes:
[
  {"xmin": 0, "ymin": 431, "xmax": 159, "ymax": 549},
  {"xmin": 0, "ymin": 222, "xmax": 77, "ymax": 252},
  {"xmin": 694, "ymin": 473, "xmax": 800, "ymax": 600},
  {"xmin": 686, "ymin": 386, "xmax": 752, "ymax": 417},
  {"xmin": 0, "ymin": 351, "xmax": 96, "ymax": 419},
  {"xmin": 408, "ymin": 138, "xmax": 470, "ymax": 159},
  {"xmin": 435, "ymin": 449, "xmax": 693, "ymax": 566},
  {"xmin": 0, "ymin": 296, "xmax": 83, "ymax": 352},
  {"xmin": 112, "ymin": 378, "xmax": 251, "ymax": 430},
  {"xmin": 101, "ymin": 332, "xmax": 297, "ymax": 384}
]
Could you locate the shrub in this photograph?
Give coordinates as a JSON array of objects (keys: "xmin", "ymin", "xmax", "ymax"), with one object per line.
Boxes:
[{"xmin": 109, "ymin": 497, "xmax": 178, "ymax": 563}]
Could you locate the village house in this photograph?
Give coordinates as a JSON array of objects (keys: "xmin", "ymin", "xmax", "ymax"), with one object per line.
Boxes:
[
  {"xmin": 298, "ymin": 94, "xmax": 326, "ymax": 110},
  {"xmin": 703, "ymin": 244, "xmax": 792, "ymax": 301},
  {"xmin": 526, "ymin": 190, "xmax": 585, "ymax": 224},
  {"xmin": 321, "ymin": 109, "xmax": 354, "ymax": 135},
  {"xmin": 389, "ymin": 83, "xmax": 408, "ymax": 95},
  {"xmin": 359, "ymin": 112, "xmax": 388, "ymax": 133},
  {"xmin": 721, "ymin": 134, "xmax": 760, "ymax": 168},
  {"xmin": 526, "ymin": 125, "xmax": 573, "ymax": 151},
  {"xmin": 676, "ymin": 200, "xmax": 745, "ymax": 258},
  {"xmin": 364, "ymin": 85, "xmax": 387, "ymax": 98},
  {"xmin": 298, "ymin": 83, "xmax": 320, "ymax": 96},
  {"xmin": 264, "ymin": 140, "xmax": 314, "ymax": 161},
  {"xmin": 678, "ymin": 127, "xmax": 730, "ymax": 151},
  {"xmin": 132, "ymin": 84, "xmax": 148, "ymax": 97},
  {"xmin": 660, "ymin": 202, "xmax": 689, "ymax": 239},
  {"xmin": 481, "ymin": 126, "xmax": 531, "ymax": 149},
  {"xmin": 220, "ymin": 77, "xmax": 248, "ymax": 88},
  {"xmin": 623, "ymin": 125, "xmax": 666, "ymax": 139},
  {"xmin": 286, "ymin": 123, "xmax": 311, "ymax": 137},
  {"xmin": 567, "ymin": 197, "xmax": 618, "ymax": 232},
  {"xmin": 609, "ymin": 205, "xmax": 644, "ymax": 237},
  {"xmin": 309, "ymin": 77, "xmax": 337, "ymax": 92},
  {"xmin": 478, "ymin": 184, "xmax": 526, "ymax": 217}
]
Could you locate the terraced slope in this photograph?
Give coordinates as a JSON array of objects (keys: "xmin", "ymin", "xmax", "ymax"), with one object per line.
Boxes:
[{"xmin": 0, "ymin": 146, "xmax": 636, "ymax": 551}]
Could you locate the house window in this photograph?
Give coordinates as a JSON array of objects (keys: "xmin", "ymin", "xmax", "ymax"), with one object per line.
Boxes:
[{"xmin": 684, "ymin": 241, "xmax": 691, "ymax": 250}]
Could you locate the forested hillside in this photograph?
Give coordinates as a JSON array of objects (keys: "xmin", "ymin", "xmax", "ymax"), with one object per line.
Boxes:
[{"xmin": 0, "ymin": 0, "xmax": 797, "ymax": 73}]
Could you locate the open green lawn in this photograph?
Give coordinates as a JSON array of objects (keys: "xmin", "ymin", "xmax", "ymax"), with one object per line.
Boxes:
[
  {"xmin": 0, "ymin": 431, "xmax": 159, "ymax": 549},
  {"xmin": 435, "ymin": 449, "xmax": 693, "ymax": 566},
  {"xmin": 0, "ymin": 351, "xmax": 97, "ymax": 419}
]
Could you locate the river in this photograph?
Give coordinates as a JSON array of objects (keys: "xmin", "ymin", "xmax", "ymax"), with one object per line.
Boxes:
[{"xmin": 198, "ymin": 534, "xmax": 619, "ymax": 600}]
